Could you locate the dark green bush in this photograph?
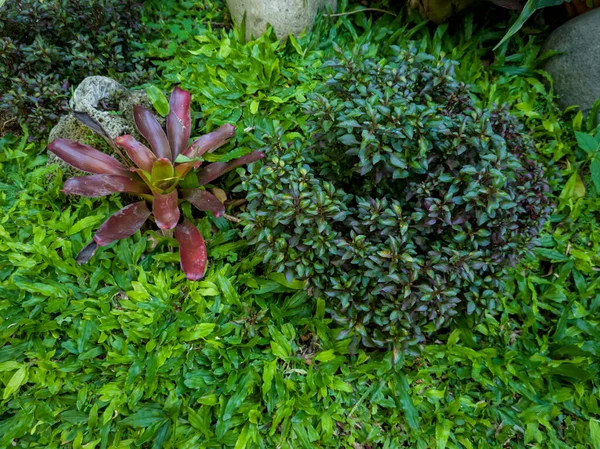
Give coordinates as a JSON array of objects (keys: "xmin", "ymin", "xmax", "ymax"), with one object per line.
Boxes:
[
  {"xmin": 241, "ymin": 44, "xmax": 552, "ymax": 349},
  {"xmin": 0, "ymin": 0, "xmax": 154, "ymax": 135}
]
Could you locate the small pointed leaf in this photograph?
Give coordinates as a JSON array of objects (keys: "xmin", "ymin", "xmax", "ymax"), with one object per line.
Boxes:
[
  {"xmin": 175, "ymin": 218, "xmax": 207, "ymax": 281},
  {"xmin": 93, "ymin": 201, "xmax": 151, "ymax": 246}
]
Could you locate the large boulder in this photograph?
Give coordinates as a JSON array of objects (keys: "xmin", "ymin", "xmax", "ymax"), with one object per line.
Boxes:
[
  {"xmin": 542, "ymin": 9, "xmax": 600, "ymax": 121},
  {"xmin": 226, "ymin": 0, "xmax": 336, "ymax": 40}
]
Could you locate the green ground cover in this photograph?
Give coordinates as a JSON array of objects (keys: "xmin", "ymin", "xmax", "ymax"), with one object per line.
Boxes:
[{"xmin": 0, "ymin": 1, "xmax": 599, "ymax": 448}]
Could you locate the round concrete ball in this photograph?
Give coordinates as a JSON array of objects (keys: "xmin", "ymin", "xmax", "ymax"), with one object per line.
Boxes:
[
  {"xmin": 225, "ymin": 0, "xmax": 337, "ymax": 40},
  {"xmin": 542, "ymin": 9, "xmax": 600, "ymax": 122}
]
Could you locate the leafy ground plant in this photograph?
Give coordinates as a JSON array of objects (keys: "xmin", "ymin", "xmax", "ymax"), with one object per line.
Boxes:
[
  {"xmin": 48, "ymin": 86, "xmax": 264, "ymax": 279},
  {"xmin": 0, "ymin": 1, "xmax": 599, "ymax": 448}
]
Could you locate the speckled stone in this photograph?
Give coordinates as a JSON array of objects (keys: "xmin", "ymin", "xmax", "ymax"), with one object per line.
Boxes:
[
  {"xmin": 542, "ymin": 9, "xmax": 600, "ymax": 121},
  {"xmin": 48, "ymin": 76, "xmax": 154, "ymax": 177},
  {"xmin": 226, "ymin": 0, "xmax": 336, "ymax": 40}
]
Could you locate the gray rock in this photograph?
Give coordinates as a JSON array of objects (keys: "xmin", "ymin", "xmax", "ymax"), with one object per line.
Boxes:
[
  {"xmin": 542, "ymin": 9, "xmax": 600, "ymax": 122},
  {"xmin": 48, "ymin": 76, "xmax": 154, "ymax": 176},
  {"xmin": 226, "ymin": 0, "xmax": 336, "ymax": 40}
]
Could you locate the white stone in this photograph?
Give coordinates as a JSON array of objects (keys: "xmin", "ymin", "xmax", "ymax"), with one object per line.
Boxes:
[
  {"xmin": 48, "ymin": 76, "xmax": 154, "ymax": 176},
  {"xmin": 226, "ymin": 0, "xmax": 337, "ymax": 40}
]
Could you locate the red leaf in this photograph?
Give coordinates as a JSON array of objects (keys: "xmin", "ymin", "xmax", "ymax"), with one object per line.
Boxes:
[
  {"xmin": 48, "ymin": 138, "xmax": 134, "ymax": 178},
  {"xmin": 115, "ymin": 135, "xmax": 157, "ymax": 172},
  {"xmin": 175, "ymin": 218, "xmax": 207, "ymax": 281},
  {"xmin": 167, "ymin": 87, "xmax": 191, "ymax": 158},
  {"xmin": 62, "ymin": 174, "xmax": 150, "ymax": 197},
  {"xmin": 93, "ymin": 201, "xmax": 151, "ymax": 246},
  {"xmin": 133, "ymin": 105, "xmax": 172, "ymax": 160},
  {"xmin": 181, "ymin": 188, "xmax": 225, "ymax": 217},
  {"xmin": 197, "ymin": 150, "xmax": 265, "ymax": 185},
  {"xmin": 180, "ymin": 123, "xmax": 236, "ymax": 166},
  {"xmin": 153, "ymin": 189, "xmax": 180, "ymax": 230}
]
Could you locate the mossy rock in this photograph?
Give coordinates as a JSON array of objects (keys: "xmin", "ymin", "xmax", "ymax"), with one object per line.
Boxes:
[{"xmin": 47, "ymin": 76, "xmax": 158, "ymax": 179}]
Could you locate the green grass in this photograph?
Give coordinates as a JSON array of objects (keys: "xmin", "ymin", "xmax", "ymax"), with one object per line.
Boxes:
[{"xmin": 0, "ymin": 1, "xmax": 599, "ymax": 448}]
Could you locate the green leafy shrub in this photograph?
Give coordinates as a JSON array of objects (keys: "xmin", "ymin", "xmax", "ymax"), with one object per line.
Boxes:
[
  {"xmin": 0, "ymin": 0, "xmax": 153, "ymax": 134},
  {"xmin": 241, "ymin": 44, "xmax": 552, "ymax": 348}
]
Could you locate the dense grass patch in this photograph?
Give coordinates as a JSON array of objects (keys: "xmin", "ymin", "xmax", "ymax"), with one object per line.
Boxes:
[{"xmin": 0, "ymin": 1, "xmax": 599, "ymax": 448}]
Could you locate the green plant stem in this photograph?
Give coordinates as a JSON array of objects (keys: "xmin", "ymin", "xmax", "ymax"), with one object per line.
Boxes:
[{"xmin": 323, "ymin": 8, "xmax": 397, "ymax": 17}]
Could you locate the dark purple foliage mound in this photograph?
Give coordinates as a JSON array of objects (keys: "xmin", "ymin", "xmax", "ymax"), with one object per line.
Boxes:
[{"xmin": 241, "ymin": 44, "xmax": 552, "ymax": 350}]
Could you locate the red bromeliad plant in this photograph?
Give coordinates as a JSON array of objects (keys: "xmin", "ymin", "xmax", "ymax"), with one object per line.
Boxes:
[{"xmin": 48, "ymin": 87, "xmax": 264, "ymax": 280}]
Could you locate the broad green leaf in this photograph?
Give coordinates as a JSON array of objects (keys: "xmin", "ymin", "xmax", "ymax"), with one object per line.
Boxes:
[
  {"xmin": 559, "ymin": 172, "xmax": 586, "ymax": 208},
  {"xmin": 119, "ymin": 409, "xmax": 166, "ymax": 428},
  {"xmin": 234, "ymin": 424, "xmax": 251, "ymax": 449},
  {"xmin": 68, "ymin": 214, "xmax": 106, "ymax": 236},
  {"xmin": 3, "ymin": 366, "xmax": 27, "ymax": 399},
  {"xmin": 187, "ymin": 407, "xmax": 210, "ymax": 433},
  {"xmin": 198, "ymin": 395, "xmax": 218, "ymax": 406},
  {"xmin": 262, "ymin": 359, "xmax": 277, "ymax": 396},
  {"xmin": 436, "ymin": 418, "xmax": 453, "ymax": 449},
  {"xmin": 572, "ymin": 111, "xmax": 583, "ymax": 132},
  {"xmin": 293, "ymin": 423, "xmax": 313, "ymax": 449},
  {"xmin": 591, "ymin": 419, "xmax": 600, "ymax": 449},
  {"xmin": 494, "ymin": 0, "xmax": 563, "ymax": 49},
  {"xmin": 315, "ymin": 349, "xmax": 336, "ymax": 363},
  {"xmin": 587, "ymin": 98, "xmax": 600, "ymax": 130},
  {"xmin": 288, "ymin": 34, "xmax": 303, "ymax": 55},
  {"xmin": 221, "ymin": 372, "xmax": 253, "ymax": 422},
  {"xmin": 180, "ymin": 323, "xmax": 216, "ymax": 341},
  {"xmin": 398, "ymin": 375, "xmax": 419, "ymax": 431},
  {"xmin": 270, "ymin": 340, "xmax": 289, "ymax": 360},
  {"xmin": 574, "ymin": 172, "xmax": 587, "ymax": 198},
  {"xmin": 269, "ymin": 272, "xmax": 307, "ymax": 290},
  {"xmin": 534, "ymin": 248, "xmax": 570, "ymax": 262},
  {"xmin": 591, "ymin": 159, "xmax": 600, "ymax": 192},
  {"xmin": 217, "ymin": 272, "xmax": 241, "ymax": 306},
  {"xmin": 0, "ymin": 361, "xmax": 22, "ymax": 372},
  {"xmin": 575, "ymin": 132, "xmax": 599, "ymax": 153},
  {"xmin": 321, "ymin": 413, "xmax": 333, "ymax": 439},
  {"xmin": 146, "ymin": 85, "xmax": 170, "ymax": 117},
  {"xmin": 217, "ymin": 146, "xmax": 252, "ymax": 163},
  {"xmin": 331, "ymin": 379, "xmax": 353, "ymax": 392}
]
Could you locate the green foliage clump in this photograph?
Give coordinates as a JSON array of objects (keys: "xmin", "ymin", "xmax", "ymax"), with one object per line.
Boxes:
[
  {"xmin": 242, "ymin": 44, "xmax": 552, "ymax": 348},
  {"xmin": 0, "ymin": 2, "xmax": 599, "ymax": 447},
  {"xmin": 0, "ymin": 0, "xmax": 154, "ymax": 134}
]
